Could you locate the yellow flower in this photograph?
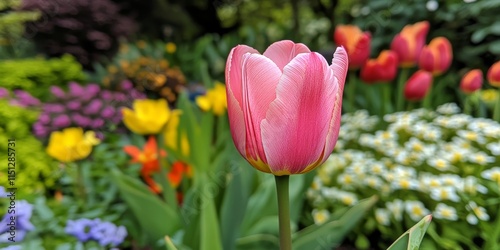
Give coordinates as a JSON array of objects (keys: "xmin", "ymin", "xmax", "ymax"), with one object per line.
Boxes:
[
  {"xmin": 196, "ymin": 82, "xmax": 227, "ymax": 116},
  {"xmin": 122, "ymin": 99, "xmax": 170, "ymax": 134},
  {"xmin": 165, "ymin": 42, "xmax": 177, "ymax": 54},
  {"xmin": 164, "ymin": 110, "xmax": 190, "ymax": 156},
  {"xmin": 46, "ymin": 128, "xmax": 100, "ymax": 162}
]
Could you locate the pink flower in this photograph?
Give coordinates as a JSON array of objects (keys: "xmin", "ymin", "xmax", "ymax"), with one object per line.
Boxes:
[{"xmin": 225, "ymin": 40, "xmax": 348, "ymax": 175}]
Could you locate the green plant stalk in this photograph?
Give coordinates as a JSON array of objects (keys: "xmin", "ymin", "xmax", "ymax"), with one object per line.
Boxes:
[
  {"xmin": 347, "ymin": 71, "xmax": 357, "ymax": 113},
  {"xmin": 494, "ymin": 88, "xmax": 500, "ymax": 122},
  {"xmin": 422, "ymin": 84, "xmax": 433, "ymax": 110},
  {"xmin": 396, "ymin": 68, "xmax": 409, "ymax": 111},
  {"xmin": 464, "ymin": 95, "xmax": 472, "ymax": 115},
  {"xmin": 382, "ymin": 83, "xmax": 392, "ymax": 115},
  {"xmin": 275, "ymin": 175, "xmax": 292, "ymax": 250}
]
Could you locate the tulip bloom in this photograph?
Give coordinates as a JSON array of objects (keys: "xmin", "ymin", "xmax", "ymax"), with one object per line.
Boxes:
[
  {"xmin": 460, "ymin": 69, "xmax": 483, "ymax": 94},
  {"xmin": 122, "ymin": 99, "xmax": 170, "ymax": 134},
  {"xmin": 334, "ymin": 25, "xmax": 370, "ymax": 69},
  {"xmin": 391, "ymin": 21, "xmax": 430, "ymax": 67},
  {"xmin": 46, "ymin": 127, "xmax": 100, "ymax": 162},
  {"xmin": 404, "ymin": 70, "xmax": 433, "ymax": 101},
  {"xmin": 487, "ymin": 61, "xmax": 500, "ymax": 87},
  {"xmin": 360, "ymin": 50, "xmax": 398, "ymax": 83},
  {"xmin": 225, "ymin": 40, "xmax": 348, "ymax": 175},
  {"xmin": 419, "ymin": 37, "xmax": 453, "ymax": 75},
  {"xmin": 124, "ymin": 136, "xmax": 166, "ymax": 177},
  {"xmin": 196, "ymin": 82, "xmax": 227, "ymax": 116},
  {"xmin": 164, "ymin": 110, "xmax": 190, "ymax": 157}
]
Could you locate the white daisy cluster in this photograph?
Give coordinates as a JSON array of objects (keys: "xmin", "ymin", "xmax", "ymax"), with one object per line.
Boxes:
[{"xmin": 307, "ymin": 104, "xmax": 500, "ymax": 248}]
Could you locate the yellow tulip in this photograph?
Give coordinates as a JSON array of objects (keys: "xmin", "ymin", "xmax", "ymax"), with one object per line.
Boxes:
[
  {"xmin": 165, "ymin": 42, "xmax": 177, "ymax": 54},
  {"xmin": 46, "ymin": 128, "xmax": 100, "ymax": 163},
  {"xmin": 122, "ymin": 99, "xmax": 170, "ymax": 134},
  {"xmin": 196, "ymin": 82, "xmax": 227, "ymax": 116},
  {"xmin": 164, "ymin": 110, "xmax": 190, "ymax": 156}
]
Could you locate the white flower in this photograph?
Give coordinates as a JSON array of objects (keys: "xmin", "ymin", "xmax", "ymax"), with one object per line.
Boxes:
[
  {"xmin": 364, "ymin": 176, "xmax": 383, "ymax": 189},
  {"xmin": 312, "ymin": 209, "xmax": 330, "ymax": 225},
  {"xmin": 405, "ymin": 201, "xmax": 431, "ymax": 221},
  {"xmin": 387, "ymin": 199, "xmax": 404, "ymax": 221},
  {"xmin": 436, "ymin": 103, "xmax": 460, "ymax": 115},
  {"xmin": 391, "ymin": 178, "xmax": 419, "ymax": 191},
  {"xmin": 462, "ymin": 176, "xmax": 488, "ymax": 195},
  {"xmin": 440, "ymin": 174, "xmax": 462, "ymax": 187},
  {"xmin": 338, "ymin": 191, "xmax": 358, "ymax": 206},
  {"xmin": 481, "ymin": 167, "xmax": 500, "ymax": 184},
  {"xmin": 430, "ymin": 186, "xmax": 460, "ymax": 202},
  {"xmin": 487, "ymin": 142, "xmax": 500, "ymax": 156},
  {"xmin": 310, "ymin": 176, "xmax": 324, "ymax": 190},
  {"xmin": 466, "ymin": 202, "xmax": 490, "ymax": 225},
  {"xmin": 457, "ymin": 130, "xmax": 485, "ymax": 144},
  {"xmin": 369, "ymin": 162, "xmax": 387, "ymax": 176},
  {"xmin": 427, "ymin": 157, "xmax": 453, "ymax": 171},
  {"xmin": 468, "ymin": 152, "xmax": 495, "ymax": 165},
  {"xmin": 337, "ymin": 173, "xmax": 356, "ymax": 187},
  {"xmin": 434, "ymin": 203, "xmax": 458, "ymax": 221},
  {"xmin": 419, "ymin": 174, "xmax": 442, "ymax": 192},
  {"xmin": 375, "ymin": 208, "xmax": 391, "ymax": 226}
]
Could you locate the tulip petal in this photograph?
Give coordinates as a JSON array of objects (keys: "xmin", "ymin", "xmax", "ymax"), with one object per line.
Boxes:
[
  {"xmin": 321, "ymin": 47, "xmax": 349, "ymax": 163},
  {"xmin": 261, "ymin": 52, "xmax": 337, "ymax": 175},
  {"xmin": 263, "ymin": 40, "xmax": 311, "ymax": 71},
  {"xmin": 241, "ymin": 53, "xmax": 281, "ymax": 171},
  {"xmin": 123, "ymin": 145, "xmax": 141, "ymax": 161},
  {"xmin": 225, "ymin": 45, "xmax": 259, "ymax": 156}
]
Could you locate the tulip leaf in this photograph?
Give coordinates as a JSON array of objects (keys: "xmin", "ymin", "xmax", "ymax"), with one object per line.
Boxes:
[
  {"xmin": 292, "ymin": 196, "xmax": 377, "ymax": 250},
  {"xmin": 111, "ymin": 169, "xmax": 182, "ymax": 241},
  {"xmin": 220, "ymin": 166, "xmax": 250, "ymax": 250},
  {"xmin": 200, "ymin": 180, "xmax": 223, "ymax": 250},
  {"xmin": 387, "ymin": 214, "xmax": 432, "ymax": 250}
]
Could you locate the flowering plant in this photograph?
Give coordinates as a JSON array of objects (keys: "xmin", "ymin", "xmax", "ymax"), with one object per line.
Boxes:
[{"xmin": 307, "ymin": 103, "xmax": 500, "ymax": 249}]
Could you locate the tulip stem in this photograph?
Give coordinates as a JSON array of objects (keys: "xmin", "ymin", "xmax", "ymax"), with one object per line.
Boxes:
[
  {"xmin": 396, "ymin": 68, "xmax": 409, "ymax": 111},
  {"xmin": 464, "ymin": 95, "xmax": 472, "ymax": 115},
  {"xmin": 275, "ymin": 175, "xmax": 292, "ymax": 250},
  {"xmin": 494, "ymin": 88, "xmax": 500, "ymax": 122}
]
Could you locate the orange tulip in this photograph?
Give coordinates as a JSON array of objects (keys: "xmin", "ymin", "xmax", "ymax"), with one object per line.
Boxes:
[
  {"xmin": 123, "ymin": 136, "xmax": 166, "ymax": 177},
  {"xmin": 419, "ymin": 37, "xmax": 453, "ymax": 76},
  {"xmin": 404, "ymin": 70, "xmax": 433, "ymax": 101},
  {"xmin": 391, "ymin": 21, "xmax": 430, "ymax": 68},
  {"xmin": 360, "ymin": 50, "xmax": 398, "ymax": 83},
  {"xmin": 487, "ymin": 61, "xmax": 500, "ymax": 87},
  {"xmin": 334, "ymin": 25, "xmax": 371, "ymax": 69},
  {"xmin": 460, "ymin": 69, "xmax": 483, "ymax": 94}
]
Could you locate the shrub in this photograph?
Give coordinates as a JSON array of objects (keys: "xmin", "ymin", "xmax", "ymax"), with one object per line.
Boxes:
[
  {"xmin": 307, "ymin": 104, "xmax": 500, "ymax": 249},
  {"xmin": 0, "ymin": 55, "xmax": 85, "ymax": 99},
  {"xmin": 21, "ymin": 0, "xmax": 136, "ymax": 68}
]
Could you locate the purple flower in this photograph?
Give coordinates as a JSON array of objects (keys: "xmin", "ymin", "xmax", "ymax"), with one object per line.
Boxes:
[
  {"xmin": 0, "ymin": 187, "xmax": 7, "ymax": 198},
  {"xmin": 44, "ymin": 104, "xmax": 65, "ymax": 113},
  {"xmin": 67, "ymin": 100, "xmax": 82, "ymax": 111},
  {"xmin": 72, "ymin": 114, "xmax": 92, "ymax": 127},
  {"xmin": 38, "ymin": 113, "xmax": 51, "ymax": 124},
  {"xmin": 100, "ymin": 90, "xmax": 113, "ymax": 100},
  {"xmin": 101, "ymin": 106, "xmax": 115, "ymax": 119},
  {"xmin": 50, "ymin": 86, "xmax": 66, "ymax": 99},
  {"xmin": 53, "ymin": 115, "xmax": 71, "ymax": 128},
  {"xmin": 91, "ymin": 119, "xmax": 104, "ymax": 129},
  {"xmin": 65, "ymin": 218, "xmax": 98, "ymax": 242},
  {"xmin": 113, "ymin": 93, "xmax": 127, "ymax": 102},
  {"xmin": 13, "ymin": 90, "xmax": 40, "ymax": 107},
  {"xmin": 83, "ymin": 99, "xmax": 103, "ymax": 115},
  {"xmin": 33, "ymin": 122, "xmax": 49, "ymax": 138},
  {"xmin": 69, "ymin": 82, "xmax": 84, "ymax": 97},
  {"xmin": 0, "ymin": 88, "xmax": 9, "ymax": 99},
  {"xmin": 85, "ymin": 84, "xmax": 101, "ymax": 96},
  {"xmin": 0, "ymin": 200, "xmax": 35, "ymax": 243},
  {"xmin": 120, "ymin": 80, "xmax": 133, "ymax": 91}
]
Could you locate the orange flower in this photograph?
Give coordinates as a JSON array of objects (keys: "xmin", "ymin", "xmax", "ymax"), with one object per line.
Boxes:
[
  {"xmin": 168, "ymin": 161, "xmax": 192, "ymax": 188},
  {"xmin": 487, "ymin": 61, "xmax": 500, "ymax": 87},
  {"xmin": 360, "ymin": 50, "xmax": 398, "ymax": 83},
  {"xmin": 404, "ymin": 70, "xmax": 433, "ymax": 101},
  {"xmin": 460, "ymin": 69, "xmax": 483, "ymax": 94},
  {"xmin": 391, "ymin": 21, "xmax": 430, "ymax": 68},
  {"xmin": 334, "ymin": 25, "xmax": 371, "ymax": 69},
  {"xmin": 124, "ymin": 136, "xmax": 166, "ymax": 176},
  {"xmin": 419, "ymin": 37, "xmax": 453, "ymax": 76}
]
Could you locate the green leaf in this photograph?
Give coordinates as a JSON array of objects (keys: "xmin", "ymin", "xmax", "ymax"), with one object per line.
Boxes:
[
  {"xmin": 111, "ymin": 169, "xmax": 182, "ymax": 242},
  {"xmin": 200, "ymin": 178, "xmax": 223, "ymax": 250},
  {"xmin": 292, "ymin": 196, "xmax": 378, "ymax": 250},
  {"xmin": 220, "ymin": 168, "xmax": 249, "ymax": 250},
  {"xmin": 165, "ymin": 236, "xmax": 180, "ymax": 250},
  {"xmin": 387, "ymin": 215, "xmax": 432, "ymax": 250}
]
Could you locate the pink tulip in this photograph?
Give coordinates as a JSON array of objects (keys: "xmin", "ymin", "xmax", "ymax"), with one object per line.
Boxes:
[{"xmin": 225, "ymin": 40, "xmax": 348, "ymax": 175}]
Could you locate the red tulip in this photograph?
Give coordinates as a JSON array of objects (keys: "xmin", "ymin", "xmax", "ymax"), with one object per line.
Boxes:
[
  {"xmin": 404, "ymin": 70, "xmax": 433, "ymax": 101},
  {"xmin": 334, "ymin": 25, "xmax": 371, "ymax": 69},
  {"xmin": 460, "ymin": 69, "xmax": 483, "ymax": 94},
  {"xmin": 419, "ymin": 37, "xmax": 453, "ymax": 76},
  {"xmin": 225, "ymin": 40, "xmax": 348, "ymax": 175},
  {"xmin": 360, "ymin": 50, "xmax": 398, "ymax": 83},
  {"xmin": 391, "ymin": 21, "xmax": 430, "ymax": 68},
  {"xmin": 487, "ymin": 61, "xmax": 500, "ymax": 87}
]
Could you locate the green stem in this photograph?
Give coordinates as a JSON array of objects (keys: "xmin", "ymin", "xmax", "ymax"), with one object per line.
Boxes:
[
  {"xmin": 382, "ymin": 83, "xmax": 392, "ymax": 115},
  {"xmin": 422, "ymin": 84, "xmax": 433, "ymax": 110},
  {"xmin": 347, "ymin": 71, "xmax": 357, "ymax": 113},
  {"xmin": 464, "ymin": 95, "xmax": 472, "ymax": 115},
  {"xmin": 396, "ymin": 68, "xmax": 409, "ymax": 111},
  {"xmin": 275, "ymin": 175, "xmax": 291, "ymax": 250},
  {"xmin": 494, "ymin": 88, "xmax": 500, "ymax": 122}
]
